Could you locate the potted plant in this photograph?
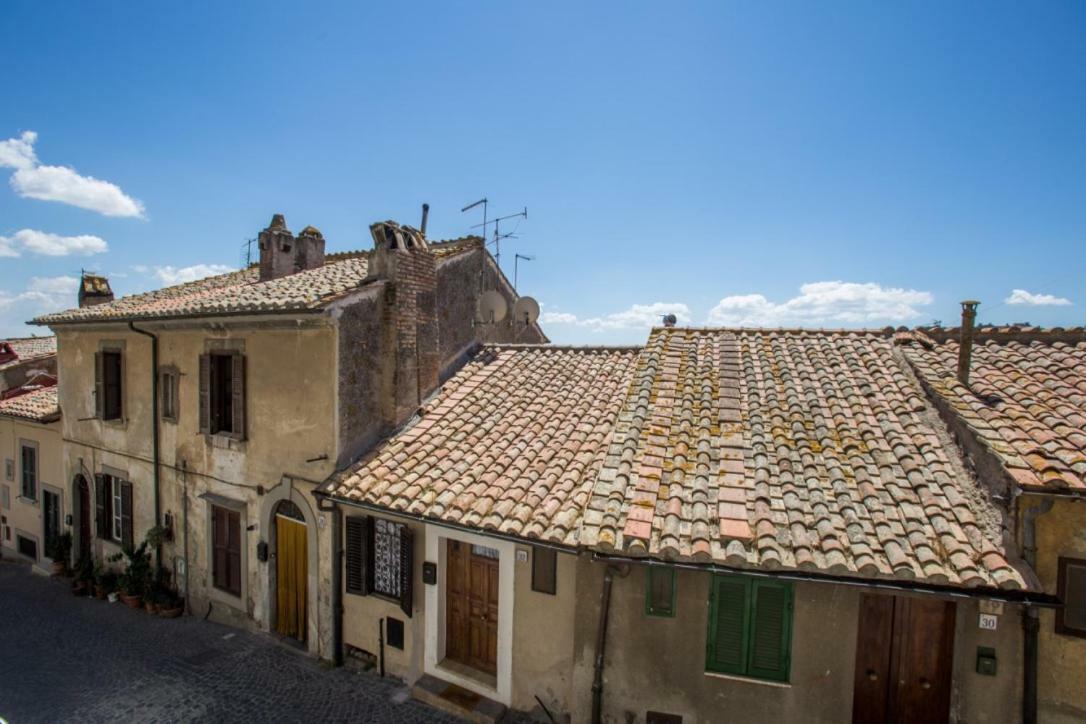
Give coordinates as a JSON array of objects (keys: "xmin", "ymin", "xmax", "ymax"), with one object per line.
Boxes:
[
  {"xmin": 47, "ymin": 532, "xmax": 72, "ymax": 575},
  {"xmin": 111, "ymin": 542, "xmax": 151, "ymax": 609},
  {"xmin": 72, "ymin": 555, "xmax": 94, "ymax": 596},
  {"xmin": 158, "ymin": 589, "xmax": 185, "ymax": 618},
  {"xmin": 93, "ymin": 565, "xmax": 114, "ymax": 600}
]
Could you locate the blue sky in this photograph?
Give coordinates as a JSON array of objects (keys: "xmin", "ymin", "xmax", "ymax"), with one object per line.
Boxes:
[{"xmin": 1, "ymin": 1, "xmax": 1083, "ymax": 343}]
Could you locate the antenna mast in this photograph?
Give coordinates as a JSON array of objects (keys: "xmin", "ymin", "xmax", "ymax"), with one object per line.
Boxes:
[
  {"xmin": 514, "ymin": 253, "xmax": 534, "ymax": 292},
  {"xmin": 471, "ymin": 206, "xmax": 527, "ymax": 269}
]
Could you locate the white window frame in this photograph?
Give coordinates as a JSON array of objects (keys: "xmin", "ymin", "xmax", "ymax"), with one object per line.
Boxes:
[{"xmin": 111, "ymin": 477, "xmax": 124, "ymax": 544}]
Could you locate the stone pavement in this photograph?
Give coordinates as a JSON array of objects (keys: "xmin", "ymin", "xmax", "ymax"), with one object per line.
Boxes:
[{"xmin": 0, "ymin": 560, "xmax": 492, "ymax": 723}]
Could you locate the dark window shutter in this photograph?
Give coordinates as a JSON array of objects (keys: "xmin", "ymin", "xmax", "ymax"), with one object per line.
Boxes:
[
  {"xmin": 231, "ymin": 354, "xmax": 246, "ymax": 439},
  {"xmin": 747, "ymin": 580, "xmax": 792, "ymax": 682},
  {"xmin": 345, "ymin": 516, "xmax": 370, "ymax": 595},
  {"xmin": 120, "ymin": 481, "xmax": 134, "ymax": 549},
  {"xmin": 212, "ymin": 507, "xmax": 225, "ymax": 589},
  {"xmin": 95, "ymin": 474, "xmax": 108, "ymax": 539},
  {"xmin": 707, "ymin": 576, "xmax": 750, "ymax": 675},
  {"xmin": 228, "ymin": 509, "xmax": 241, "ymax": 595},
  {"xmin": 532, "ymin": 547, "xmax": 557, "ymax": 595},
  {"xmin": 94, "ymin": 351, "xmax": 104, "ymax": 419},
  {"xmin": 198, "ymin": 354, "xmax": 211, "ymax": 434},
  {"xmin": 399, "ymin": 525, "xmax": 413, "ymax": 617},
  {"xmin": 646, "ymin": 567, "xmax": 676, "ymax": 616}
]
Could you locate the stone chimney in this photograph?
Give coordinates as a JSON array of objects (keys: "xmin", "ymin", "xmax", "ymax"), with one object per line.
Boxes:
[
  {"xmin": 957, "ymin": 300, "xmax": 979, "ymax": 386},
  {"xmin": 368, "ymin": 220, "xmax": 439, "ymax": 429},
  {"xmin": 78, "ymin": 273, "xmax": 114, "ymax": 308},
  {"xmin": 257, "ymin": 214, "xmax": 326, "ymax": 282}
]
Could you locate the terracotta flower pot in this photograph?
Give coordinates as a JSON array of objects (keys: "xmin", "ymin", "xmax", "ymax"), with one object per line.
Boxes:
[
  {"xmin": 144, "ymin": 600, "xmax": 159, "ymax": 614},
  {"xmin": 52, "ymin": 561, "xmax": 65, "ymax": 576},
  {"xmin": 120, "ymin": 593, "xmax": 143, "ymax": 609},
  {"xmin": 94, "ymin": 585, "xmax": 108, "ymax": 600}
]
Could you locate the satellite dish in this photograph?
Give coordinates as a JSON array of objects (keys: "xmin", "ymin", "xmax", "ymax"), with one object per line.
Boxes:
[
  {"xmin": 476, "ymin": 291, "xmax": 508, "ymax": 323},
  {"xmin": 513, "ymin": 296, "xmax": 540, "ymax": 325}
]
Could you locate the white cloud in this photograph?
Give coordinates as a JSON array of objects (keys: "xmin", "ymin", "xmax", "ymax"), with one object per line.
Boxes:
[
  {"xmin": 0, "ymin": 131, "xmax": 145, "ymax": 218},
  {"xmin": 152, "ymin": 264, "xmax": 235, "ymax": 286},
  {"xmin": 706, "ymin": 281, "xmax": 933, "ymax": 327},
  {"xmin": 0, "ymin": 131, "xmax": 38, "ymax": 170},
  {"xmin": 0, "ymin": 275, "xmax": 80, "ymax": 336},
  {"xmin": 3, "ymin": 228, "xmax": 108, "ymax": 256},
  {"xmin": 1005, "ymin": 289, "xmax": 1071, "ymax": 306},
  {"xmin": 0, "ymin": 235, "xmax": 18, "ymax": 258},
  {"xmin": 540, "ymin": 302, "xmax": 692, "ymax": 330}
]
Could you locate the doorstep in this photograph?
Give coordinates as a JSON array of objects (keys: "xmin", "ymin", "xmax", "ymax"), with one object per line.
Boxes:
[{"xmin": 410, "ymin": 673, "xmax": 507, "ymax": 724}]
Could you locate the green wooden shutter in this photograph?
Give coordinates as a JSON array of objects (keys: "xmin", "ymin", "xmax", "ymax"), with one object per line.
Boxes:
[
  {"xmin": 747, "ymin": 579, "xmax": 793, "ymax": 682},
  {"xmin": 231, "ymin": 353, "xmax": 246, "ymax": 439},
  {"xmin": 707, "ymin": 576, "xmax": 750, "ymax": 675},
  {"xmin": 646, "ymin": 567, "xmax": 676, "ymax": 616},
  {"xmin": 95, "ymin": 474, "xmax": 108, "ymax": 539},
  {"xmin": 198, "ymin": 354, "xmax": 211, "ymax": 434}
]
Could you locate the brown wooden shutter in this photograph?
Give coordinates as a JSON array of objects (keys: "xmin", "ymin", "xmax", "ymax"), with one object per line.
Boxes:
[
  {"xmin": 399, "ymin": 525, "xmax": 413, "ymax": 617},
  {"xmin": 94, "ymin": 351, "xmax": 104, "ymax": 419},
  {"xmin": 212, "ymin": 507, "xmax": 227, "ymax": 590},
  {"xmin": 345, "ymin": 515, "xmax": 370, "ymax": 595},
  {"xmin": 120, "ymin": 481, "xmax": 134, "ymax": 549},
  {"xmin": 227, "ymin": 509, "xmax": 241, "ymax": 595},
  {"xmin": 231, "ymin": 353, "xmax": 246, "ymax": 439},
  {"xmin": 95, "ymin": 474, "xmax": 108, "ymax": 539},
  {"xmin": 198, "ymin": 354, "xmax": 211, "ymax": 434}
]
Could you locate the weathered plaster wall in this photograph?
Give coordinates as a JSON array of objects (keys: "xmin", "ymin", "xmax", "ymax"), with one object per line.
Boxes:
[
  {"xmin": 569, "ymin": 561, "xmax": 1023, "ymax": 724},
  {"xmin": 334, "ymin": 289, "xmax": 385, "ymax": 468},
  {"xmin": 510, "ymin": 546, "xmax": 578, "ymax": 715},
  {"xmin": 0, "ymin": 355, "xmax": 57, "ymax": 394},
  {"xmin": 1031, "ymin": 496, "xmax": 1086, "ymax": 723},
  {"xmin": 0, "ymin": 416, "xmax": 63, "ymax": 568}
]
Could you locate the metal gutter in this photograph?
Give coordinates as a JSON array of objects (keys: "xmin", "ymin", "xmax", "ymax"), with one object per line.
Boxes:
[{"xmin": 128, "ymin": 322, "xmax": 161, "ymax": 562}]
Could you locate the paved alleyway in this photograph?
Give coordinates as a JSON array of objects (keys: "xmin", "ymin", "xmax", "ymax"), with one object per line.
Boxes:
[{"xmin": 0, "ymin": 561, "xmax": 465, "ymax": 723}]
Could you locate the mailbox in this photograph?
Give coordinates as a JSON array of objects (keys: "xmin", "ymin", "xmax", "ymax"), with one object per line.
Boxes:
[{"xmin": 976, "ymin": 646, "xmax": 997, "ymax": 676}]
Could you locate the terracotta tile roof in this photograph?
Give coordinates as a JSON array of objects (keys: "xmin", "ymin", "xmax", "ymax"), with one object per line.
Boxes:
[
  {"xmin": 0, "ymin": 336, "xmax": 56, "ymax": 372},
  {"xmin": 580, "ymin": 328, "xmax": 1025, "ymax": 591},
  {"xmin": 323, "ymin": 345, "xmax": 640, "ymax": 546},
  {"xmin": 900, "ymin": 327, "xmax": 1086, "ymax": 494},
  {"xmin": 30, "ymin": 238, "xmax": 480, "ymax": 326},
  {"xmin": 0, "ymin": 386, "xmax": 59, "ymax": 422}
]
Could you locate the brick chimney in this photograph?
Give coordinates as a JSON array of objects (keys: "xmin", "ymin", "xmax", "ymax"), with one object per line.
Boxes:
[
  {"xmin": 257, "ymin": 214, "xmax": 326, "ymax": 282},
  {"xmin": 78, "ymin": 272, "xmax": 114, "ymax": 308},
  {"xmin": 957, "ymin": 300, "xmax": 979, "ymax": 386},
  {"xmin": 368, "ymin": 221, "xmax": 439, "ymax": 429}
]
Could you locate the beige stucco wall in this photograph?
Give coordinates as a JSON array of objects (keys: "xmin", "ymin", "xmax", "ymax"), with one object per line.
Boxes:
[
  {"xmin": 55, "ymin": 321, "xmax": 338, "ymax": 657},
  {"xmin": 1030, "ymin": 496, "xmax": 1086, "ymax": 723},
  {"xmin": 569, "ymin": 561, "xmax": 1024, "ymax": 724},
  {"xmin": 0, "ymin": 415, "xmax": 63, "ymax": 569}
]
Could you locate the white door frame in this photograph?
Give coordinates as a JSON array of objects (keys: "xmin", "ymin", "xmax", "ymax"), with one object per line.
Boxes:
[{"xmin": 423, "ymin": 523, "xmax": 515, "ymax": 705}]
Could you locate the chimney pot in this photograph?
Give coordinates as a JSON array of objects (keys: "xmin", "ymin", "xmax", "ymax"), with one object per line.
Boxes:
[
  {"xmin": 957, "ymin": 300, "xmax": 980, "ymax": 387},
  {"xmin": 78, "ymin": 272, "xmax": 114, "ymax": 308},
  {"xmin": 421, "ymin": 203, "xmax": 430, "ymax": 236}
]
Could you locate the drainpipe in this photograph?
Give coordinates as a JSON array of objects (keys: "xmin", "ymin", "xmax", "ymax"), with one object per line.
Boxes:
[
  {"xmin": 1021, "ymin": 496, "xmax": 1054, "ymax": 724},
  {"xmin": 591, "ymin": 563, "xmax": 629, "ymax": 724},
  {"xmin": 331, "ymin": 500, "xmax": 344, "ymax": 666},
  {"xmin": 128, "ymin": 322, "xmax": 161, "ymax": 561}
]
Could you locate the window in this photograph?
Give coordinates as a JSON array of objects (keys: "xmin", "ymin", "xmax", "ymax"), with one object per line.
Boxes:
[
  {"xmin": 1057, "ymin": 557, "xmax": 1086, "ymax": 638},
  {"xmin": 532, "ymin": 547, "xmax": 557, "ymax": 594},
  {"xmin": 160, "ymin": 368, "xmax": 179, "ymax": 422},
  {"xmin": 95, "ymin": 474, "xmax": 133, "ymax": 548},
  {"xmin": 344, "ymin": 515, "xmax": 413, "ymax": 616},
  {"xmin": 96, "ymin": 349, "xmax": 124, "ymax": 421},
  {"xmin": 646, "ymin": 567, "xmax": 676, "ymax": 617},
  {"xmin": 211, "ymin": 505, "xmax": 242, "ymax": 596},
  {"xmin": 200, "ymin": 352, "xmax": 245, "ymax": 438},
  {"xmin": 17, "ymin": 534, "xmax": 37, "ymax": 561},
  {"xmin": 706, "ymin": 574, "xmax": 793, "ymax": 682},
  {"xmin": 20, "ymin": 443, "xmax": 37, "ymax": 501}
]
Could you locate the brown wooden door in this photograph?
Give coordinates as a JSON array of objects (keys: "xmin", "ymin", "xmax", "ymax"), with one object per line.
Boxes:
[
  {"xmin": 853, "ymin": 594, "xmax": 956, "ymax": 724},
  {"xmin": 446, "ymin": 539, "xmax": 499, "ymax": 675}
]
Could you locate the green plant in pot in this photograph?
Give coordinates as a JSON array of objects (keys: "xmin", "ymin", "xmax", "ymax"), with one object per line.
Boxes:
[
  {"xmin": 110, "ymin": 542, "xmax": 151, "ymax": 609},
  {"xmin": 95, "ymin": 567, "xmax": 118, "ymax": 600},
  {"xmin": 72, "ymin": 555, "xmax": 94, "ymax": 596},
  {"xmin": 46, "ymin": 532, "xmax": 72, "ymax": 575}
]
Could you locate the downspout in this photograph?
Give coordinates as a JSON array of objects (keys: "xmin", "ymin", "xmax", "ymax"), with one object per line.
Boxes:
[
  {"xmin": 591, "ymin": 563, "xmax": 629, "ymax": 724},
  {"xmin": 331, "ymin": 500, "xmax": 344, "ymax": 666},
  {"xmin": 128, "ymin": 322, "xmax": 161, "ymax": 562},
  {"xmin": 1022, "ymin": 496, "xmax": 1054, "ymax": 724}
]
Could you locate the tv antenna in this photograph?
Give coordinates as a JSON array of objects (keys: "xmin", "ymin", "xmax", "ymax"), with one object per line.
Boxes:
[
  {"xmin": 240, "ymin": 237, "xmax": 257, "ymax": 267},
  {"xmin": 461, "ymin": 197, "xmax": 488, "ymax": 243},
  {"xmin": 472, "ymin": 207, "xmax": 527, "ymax": 269},
  {"xmin": 513, "ymin": 253, "xmax": 534, "ymax": 292}
]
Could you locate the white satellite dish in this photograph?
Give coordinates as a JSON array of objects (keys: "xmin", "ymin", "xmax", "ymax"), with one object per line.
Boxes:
[
  {"xmin": 476, "ymin": 290, "xmax": 508, "ymax": 324},
  {"xmin": 513, "ymin": 296, "xmax": 540, "ymax": 325}
]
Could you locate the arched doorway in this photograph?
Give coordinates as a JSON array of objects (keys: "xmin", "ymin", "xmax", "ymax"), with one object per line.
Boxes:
[
  {"xmin": 274, "ymin": 500, "xmax": 307, "ymax": 642},
  {"xmin": 74, "ymin": 475, "xmax": 91, "ymax": 561}
]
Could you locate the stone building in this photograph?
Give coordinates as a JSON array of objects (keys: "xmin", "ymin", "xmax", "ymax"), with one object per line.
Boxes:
[
  {"xmin": 31, "ymin": 214, "xmax": 544, "ymax": 656},
  {"xmin": 0, "ymin": 336, "xmax": 57, "ymax": 396},
  {"xmin": 321, "ymin": 320, "xmax": 1081, "ymax": 723}
]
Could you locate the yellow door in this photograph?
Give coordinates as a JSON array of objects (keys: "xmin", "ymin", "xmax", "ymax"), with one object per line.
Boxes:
[{"xmin": 275, "ymin": 515, "xmax": 307, "ymax": 641}]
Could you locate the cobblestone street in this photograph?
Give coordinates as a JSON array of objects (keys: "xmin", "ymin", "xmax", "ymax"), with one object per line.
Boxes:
[{"xmin": 0, "ymin": 561, "xmax": 465, "ymax": 723}]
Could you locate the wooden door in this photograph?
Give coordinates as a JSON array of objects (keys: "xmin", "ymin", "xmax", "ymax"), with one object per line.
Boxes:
[
  {"xmin": 78, "ymin": 478, "xmax": 91, "ymax": 559},
  {"xmin": 853, "ymin": 594, "xmax": 956, "ymax": 724},
  {"xmin": 275, "ymin": 515, "xmax": 307, "ymax": 642},
  {"xmin": 42, "ymin": 490, "xmax": 60, "ymax": 557},
  {"xmin": 446, "ymin": 539, "xmax": 499, "ymax": 674}
]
